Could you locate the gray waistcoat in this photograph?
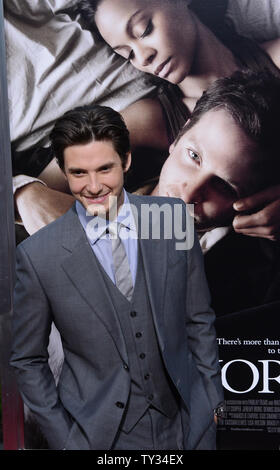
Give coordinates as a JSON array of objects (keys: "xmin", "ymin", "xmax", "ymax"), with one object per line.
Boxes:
[{"xmin": 98, "ymin": 244, "xmax": 179, "ymax": 433}]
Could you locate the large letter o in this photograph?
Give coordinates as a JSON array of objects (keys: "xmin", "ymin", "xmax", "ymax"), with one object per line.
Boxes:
[{"xmin": 222, "ymin": 359, "xmax": 259, "ymax": 393}]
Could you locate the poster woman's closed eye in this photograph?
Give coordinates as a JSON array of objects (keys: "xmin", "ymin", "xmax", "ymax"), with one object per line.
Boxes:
[{"xmin": 80, "ymin": 0, "xmax": 280, "ymax": 241}]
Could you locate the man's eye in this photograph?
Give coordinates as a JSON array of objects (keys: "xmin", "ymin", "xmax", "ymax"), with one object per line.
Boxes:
[{"xmin": 187, "ymin": 149, "xmax": 200, "ymax": 163}]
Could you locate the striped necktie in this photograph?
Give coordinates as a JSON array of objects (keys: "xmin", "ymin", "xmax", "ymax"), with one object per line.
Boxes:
[{"xmin": 110, "ymin": 223, "xmax": 134, "ymax": 301}]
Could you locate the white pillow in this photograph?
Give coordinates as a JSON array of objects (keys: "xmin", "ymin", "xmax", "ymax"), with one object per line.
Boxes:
[
  {"xmin": 4, "ymin": 0, "xmax": 78, "ymax": 16},
  {"xmin": 227, "ymin": 0, "xmax": 280, "ymax": 42}
]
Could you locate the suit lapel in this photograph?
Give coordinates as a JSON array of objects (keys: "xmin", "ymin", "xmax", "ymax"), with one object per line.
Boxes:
[{"xmin": 60, "ymin": 206, "xmax": 128, "ymax": 364}]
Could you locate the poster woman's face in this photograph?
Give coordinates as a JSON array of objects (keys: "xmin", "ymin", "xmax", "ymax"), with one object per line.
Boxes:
[
  {"xmin": 158, "ymin": 109, "xmax": 262, "ymax": 231},
  {"xmin": 95, "ymin": 0, "xmax": 197, "ymax": 85}
]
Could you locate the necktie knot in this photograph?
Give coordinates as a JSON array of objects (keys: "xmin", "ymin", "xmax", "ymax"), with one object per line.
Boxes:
[{"xmin": 108, "ymin": 222, "xmax": 121, "ymax": 239}]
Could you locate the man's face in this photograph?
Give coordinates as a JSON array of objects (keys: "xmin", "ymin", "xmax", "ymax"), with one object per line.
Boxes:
[
  {"xmin": 158, "ymin": 108, "xmax": 262, "ymax": 231},
  {"xmin": 64, "ymin": 139, "xmax": 131, "ymax": 217}
]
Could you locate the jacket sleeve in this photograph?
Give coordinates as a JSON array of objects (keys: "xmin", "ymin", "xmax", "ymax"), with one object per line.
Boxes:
[
  {"xmin": 185, "ymin": 223, "xmax": 224, "ymax": 409},
  {"xmin": 10, "ymin": 243, "xmax": 72, "ymax": 449}
]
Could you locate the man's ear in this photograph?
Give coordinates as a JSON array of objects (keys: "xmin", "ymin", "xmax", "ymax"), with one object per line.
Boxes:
[{"xmin": 124, "ymin": 152, "xmax": 132, "ymax": 173}]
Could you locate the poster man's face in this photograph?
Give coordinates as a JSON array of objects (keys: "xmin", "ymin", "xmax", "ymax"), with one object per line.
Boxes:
[
  {"xmin": 64, "ymin": 139, "xmax": 131, "ymax": 217},
  {"xmin": 158, "ymin": 108, "xmax": 262, "ymax": 231},
  {"xmin": 95, "ymin": 0, "xmax": 197, "ymax": 85}
]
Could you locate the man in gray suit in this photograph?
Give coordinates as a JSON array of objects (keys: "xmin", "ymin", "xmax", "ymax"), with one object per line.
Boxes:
[{"xmin": 10, "ymin": 105, "xmax": 223, "ymax": 450}]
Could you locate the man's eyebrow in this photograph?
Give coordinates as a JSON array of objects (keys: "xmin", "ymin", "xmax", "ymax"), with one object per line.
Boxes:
[
  {"xmin": 98, "ymin": 162, "xmax": 115, "ymax": 170},
  {"xmin": 68, "ymin": 162, "xmax": 115, "ymax": 173},
  {"xmin": 112, "ymin": 9, "xmax": 143, "ymax": 50},
  {"xmin": 68, "ymin": 167, "xmax": 86, "ymax": 173},
  {"xmin": 182, "ymin": 134, "xmax": 203, "ymax": 156}
]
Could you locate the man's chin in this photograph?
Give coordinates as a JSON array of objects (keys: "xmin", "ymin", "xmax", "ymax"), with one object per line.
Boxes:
[{"xmin": 84, "ymin": 202, "xmax": 108, "ymax": 218}]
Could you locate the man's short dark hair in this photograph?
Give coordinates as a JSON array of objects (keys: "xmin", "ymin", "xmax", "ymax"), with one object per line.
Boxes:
[
  {"xmin": 50, "ymin": 104, "xmax": 130, "ymax": 171},
  {"xmin": 176, "ymin": 69, "xmax": 280, "ymax": 192}
]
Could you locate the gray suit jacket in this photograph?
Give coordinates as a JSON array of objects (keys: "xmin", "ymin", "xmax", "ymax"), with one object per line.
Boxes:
[{"xmin": 10, "ymin": 193, "xmax": 223, "ymax": 450}]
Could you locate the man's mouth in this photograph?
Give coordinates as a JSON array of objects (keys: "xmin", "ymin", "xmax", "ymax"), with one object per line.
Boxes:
[
  {"xmin": 83, "ymin": 192, "xmax": 110, "ymax": 204},
  {"xmin": 154, "ymin": 57, "xmax": 172, "ymax": 79}
]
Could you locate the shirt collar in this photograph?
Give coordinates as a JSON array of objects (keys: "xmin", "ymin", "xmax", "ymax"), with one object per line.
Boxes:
[
  {"xmin": 76, "ymin": 189, "xmax": 137, "ymax": 244},
  {"xmin": 199, "ymin": 226, "xmax": 231, "ymax": 254}
]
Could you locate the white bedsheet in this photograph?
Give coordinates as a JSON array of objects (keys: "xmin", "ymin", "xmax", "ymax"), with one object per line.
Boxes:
[
  {"xmin": 5, "ymin": 0, "xmax": 280, "ymax": 153},
  {"xmin": 5, "ymin": 0, "xmax": 155, "ymax": 152}
]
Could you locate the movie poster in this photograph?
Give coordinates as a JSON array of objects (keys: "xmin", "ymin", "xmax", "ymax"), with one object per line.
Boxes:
[
  {"xmin": 2, "ymin": 0, "xmax": 280, "ymax": 451},
  {"xmin": 216, "ymin": 304, "xmax": 280, "ymax": 450}
]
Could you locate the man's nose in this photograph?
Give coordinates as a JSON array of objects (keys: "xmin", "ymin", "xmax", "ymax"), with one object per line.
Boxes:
[
  {"xmin": 87, "ymin": 174, "xmax": 102, "ymax": 194},
  {"xmin": 176, "ymin": 177, "xmax": 210, "ymax": 204}
]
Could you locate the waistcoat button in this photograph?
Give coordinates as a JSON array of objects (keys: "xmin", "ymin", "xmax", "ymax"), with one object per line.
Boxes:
[{"xmin": 115, "ymin": 401, "xmax": 125, "ymax": 408}]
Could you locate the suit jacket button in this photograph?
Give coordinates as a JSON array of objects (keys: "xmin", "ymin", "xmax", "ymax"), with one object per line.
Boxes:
[
  {"xmin": 123, "ymin": 363, "xmax": 129, "ymax": 371},
  {"xmin": 116, "ymin": 401, "xmax": 125, "ymax": 408}
]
